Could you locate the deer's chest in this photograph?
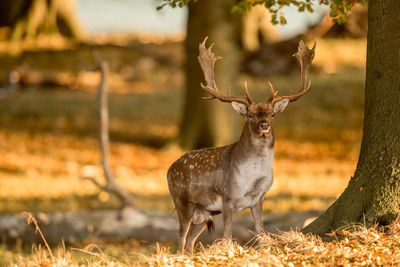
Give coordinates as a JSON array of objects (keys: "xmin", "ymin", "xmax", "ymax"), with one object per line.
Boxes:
[{"xmin": 230, "ymin": 156, "xmax": 274, "ymax": 211}]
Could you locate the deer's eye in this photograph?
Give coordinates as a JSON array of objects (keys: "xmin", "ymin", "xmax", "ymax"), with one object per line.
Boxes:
[{"xmin": 248, "ymin": 114, "xmax": 253, "ymax": 119}]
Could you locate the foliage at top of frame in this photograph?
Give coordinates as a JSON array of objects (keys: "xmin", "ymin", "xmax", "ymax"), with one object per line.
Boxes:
[{"xmin": 157, "ymin": 0, "xmax": 367, "ymax": 24}]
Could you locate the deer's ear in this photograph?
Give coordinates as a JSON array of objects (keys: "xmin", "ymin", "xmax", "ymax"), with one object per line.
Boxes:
[
  {"xmin": 231, "ymin": 102, "xmax": 247, "ymax": 116},
  {"xmin": 273, "ymin": 99, "xmax": 289, "ymax": 114}
]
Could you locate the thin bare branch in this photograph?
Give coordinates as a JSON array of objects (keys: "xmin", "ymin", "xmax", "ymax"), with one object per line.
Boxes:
[
  {"xmin": 79, "ymin": 176, "xmax": 108, "ymax": 191},
  {"xmin": 81, "ymin": 60, "xmax": 137, "ymax": 209}
]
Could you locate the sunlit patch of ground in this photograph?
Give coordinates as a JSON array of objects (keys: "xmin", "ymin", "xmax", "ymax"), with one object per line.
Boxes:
[
  {"xmin": 0, "ymin": 127, "xmax": 354, "ymax": 214},
  {"xmin": 0, "ymin": 66, "xmax": 362, "ymax": 214},
  {"xmin": 0, "ymin": 66, "xmax": 364, "ymax": 215}
]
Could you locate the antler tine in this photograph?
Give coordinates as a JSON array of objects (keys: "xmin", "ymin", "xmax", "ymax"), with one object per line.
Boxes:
[
  {"xmin": 198, "ymin": 37, "xmax": 250, "ymax": 106},
  {"xmin": 267, "ymin": 81, "xmax": 278, "ymax": 102},
  {"xmin": 244, "ymin": 82, "xmax": 254, "ymax": 104},
  {"xmin": 269, "ymin": 40, "xmax": 315, "ymax": 104}
]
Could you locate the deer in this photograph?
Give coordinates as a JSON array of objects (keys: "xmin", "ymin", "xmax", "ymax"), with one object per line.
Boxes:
[{"xmin": 167, "ymin": 37, "xmax": 316, "ymax": 254}]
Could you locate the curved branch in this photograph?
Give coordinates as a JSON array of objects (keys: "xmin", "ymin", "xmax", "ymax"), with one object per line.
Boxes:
[{"xmin": 81, "ymin": 60, "xmax": 138, "ymax": 210}]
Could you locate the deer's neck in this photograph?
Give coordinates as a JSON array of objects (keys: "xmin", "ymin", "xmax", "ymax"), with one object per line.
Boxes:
[{"xmin": 232, "ymin": 122, "xmax": 274, "ymax": 160}]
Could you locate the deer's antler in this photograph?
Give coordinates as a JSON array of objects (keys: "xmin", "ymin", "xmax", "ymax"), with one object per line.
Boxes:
[
  {"xmin": 198, "ymin": 37, "xmax": 253, "ymax": 106},
  {"xmin": 268, "ymin": 40, "xmax": 316, "ymax": 105}
]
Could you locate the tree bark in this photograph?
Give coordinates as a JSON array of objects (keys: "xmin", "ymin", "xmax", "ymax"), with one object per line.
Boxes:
[
  {"xmin": 0, "ymin": 0, "xmax": 82, "ymax": 41},
  {"xmin": 178, "ymin": 0, "xmax": 241, "ymax": 149},
  {"xmin": 303, "ymin": 0, "xmax": 400, "ymax": 236}
]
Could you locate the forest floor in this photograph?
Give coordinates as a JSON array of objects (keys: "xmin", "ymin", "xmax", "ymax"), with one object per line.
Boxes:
[
  {"xmin": 13, "ymin": 219, "xmax": 400, "ymax": 266},
  {"xmin": 0, "ymin": 36, "xmax": 368, "ymax": 265}
]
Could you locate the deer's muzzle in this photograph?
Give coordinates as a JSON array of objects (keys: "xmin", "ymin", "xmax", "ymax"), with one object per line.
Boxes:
[{"xmin": 259, "ymin": 121, "xmax": 270, "ymax": 132}]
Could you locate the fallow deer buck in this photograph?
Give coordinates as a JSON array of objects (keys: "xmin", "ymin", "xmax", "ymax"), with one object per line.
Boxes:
[{"xmin": 168, "ymin": 37, "xmax": 316, "ymax": 254}]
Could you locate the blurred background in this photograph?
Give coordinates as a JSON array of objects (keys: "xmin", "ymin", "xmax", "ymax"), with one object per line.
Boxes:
[{"xmin": 0, "ymin": 0, "xmax": 367, "ymax": 263}]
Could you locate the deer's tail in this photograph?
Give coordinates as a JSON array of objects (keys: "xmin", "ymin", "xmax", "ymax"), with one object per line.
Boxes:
[
  {"xmin": 192, "ymin": 207, "xmax": 216, "ymax": 233},
  {"xmin": 206, "ymin": 219, "xmax": 215, "ymax": 233}
]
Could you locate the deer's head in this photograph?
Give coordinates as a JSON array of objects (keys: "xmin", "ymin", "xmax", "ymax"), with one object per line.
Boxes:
[
  {"xmin": 198, "ymin": 37, "xmax": 315, "ymax": 140},
  {"xmin": 230, "ymin": 84, "xmax": 289, "ymax": 139}
]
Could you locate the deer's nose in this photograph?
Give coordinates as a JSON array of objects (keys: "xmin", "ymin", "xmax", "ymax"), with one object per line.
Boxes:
[{"xmin": 259, "ymin": 121, "xmax": 270, "ymax": 130}]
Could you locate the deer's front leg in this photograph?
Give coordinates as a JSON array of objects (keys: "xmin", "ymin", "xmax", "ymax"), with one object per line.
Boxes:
[
  {"xmin": 251, "ymin": 197, "xmax": 264, "ymax": 234},
  {"xmin": 222, "ymin": 200, "xmax": 233, "ymax": 238}
]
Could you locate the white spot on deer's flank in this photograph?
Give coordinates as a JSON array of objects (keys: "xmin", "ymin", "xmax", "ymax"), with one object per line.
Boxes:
[{"xmin": 189, "ymin": 165, "xmax": 194, "ymax": 169}]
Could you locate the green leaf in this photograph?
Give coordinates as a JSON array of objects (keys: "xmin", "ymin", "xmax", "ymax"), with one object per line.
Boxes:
[
  {"xmin": 162, "ymin": 0, "xmax": 361, "ymax": 25},
  {"xmin": 231, "ymin": 5, "xmax": 243, "ymax": 14},
  {"xmin": 271, "ymin": 13, "xmax": 278, "ymax": 25},
  {"xmin": 280, "ymin": 13, "xmax": 287, "ymax": 24}
]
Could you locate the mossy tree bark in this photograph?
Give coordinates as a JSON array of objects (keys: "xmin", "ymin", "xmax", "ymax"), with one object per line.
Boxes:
[
  {"xmin": 0, "ymin": 0, "xmax": 82, "ymax": 41},
  {"xmin": 303, "ymin": 0, "xmax": 400, "ymax": 236},
  {"xmin": 178, "ymin": 0, "xmax": 241, "ymax": 149}
]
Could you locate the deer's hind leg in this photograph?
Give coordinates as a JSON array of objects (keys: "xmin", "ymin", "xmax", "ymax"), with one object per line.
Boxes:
[
  {"xmin": 184, "ymin": 207, "xmax": 211, "ymax": 254},
  {"xmin": 184, "ymin": 222, "xmax": 207, "ymax": 254},
  {"xmin": 176, "ymin": 203, "xmax": 194, "ymax": 254}
]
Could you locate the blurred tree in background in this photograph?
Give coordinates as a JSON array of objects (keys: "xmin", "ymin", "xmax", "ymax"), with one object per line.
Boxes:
[
  {"xmin": 178, "ymin": 0, "xmax": 284, "ymax": 149},
  {"xmin": 178, "ymin": 0, "xmax": 242, "ymax": 149},
  {"xmin": 0, "ymin": 0, "xmax": 83, "ymax": 41}
]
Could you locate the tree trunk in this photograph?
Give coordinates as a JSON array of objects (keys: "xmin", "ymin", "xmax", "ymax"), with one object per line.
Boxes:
[
  {"xmin": 178, "ymin": 0, "xmax": 241, "ymax": 149},
  {"xmin": 241, "ymin": 5, "xmax": 280, "ymax": 52},
  {"xmin": 303, "ymin": 0, "xmax": 400, "ymax": 236},
  {"xmin": 0, "ymin": 0, "xmax": 82, "ymax": 41}
]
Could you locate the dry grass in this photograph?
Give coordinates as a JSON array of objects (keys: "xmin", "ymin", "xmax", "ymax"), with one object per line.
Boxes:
[
  {"xmin": 8, "ymin": 219, "xmax": 400, "ymax": 266},
  {"xmin": 143, "ymin": 220, "xmax": 400, "ymax": 266}
]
